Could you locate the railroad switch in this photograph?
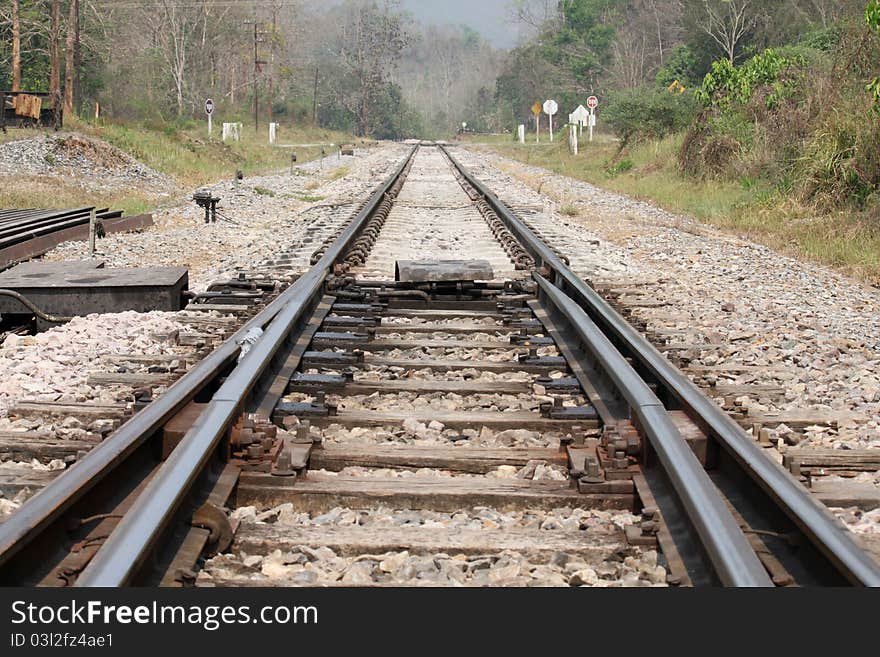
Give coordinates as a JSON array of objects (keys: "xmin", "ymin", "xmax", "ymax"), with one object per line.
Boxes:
[{"xmin": 193, "ymin": 189, "xmax": 221, "ymax": 223}]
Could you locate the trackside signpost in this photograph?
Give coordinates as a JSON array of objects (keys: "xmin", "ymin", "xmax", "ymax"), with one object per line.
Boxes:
[
  {"xmin": 587, "ymin": 95, "xmax": 599, "ymax": 142},
  {"xmin": 205, "ymin": 98, "xmax": 215, "ymax": 136},
  {"xmin": 543, "ymin": 99, "xmax": 558, "ymax": 142},
  {"xmin": 531, "ymin": 102, "xmax": 542, "ymax": 143},
  {"xmin": 570, "ymin": 105, "xmax": 589, "ymax": 134}
]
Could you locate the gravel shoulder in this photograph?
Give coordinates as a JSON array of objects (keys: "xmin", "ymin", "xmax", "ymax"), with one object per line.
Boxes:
[
  {"xmin": 454, "ymin": 145, "xmax": 880, "ymax": 543},
  {"xmin": 44, "ymin": 143, "xmax": 411, "ymax": 292}
]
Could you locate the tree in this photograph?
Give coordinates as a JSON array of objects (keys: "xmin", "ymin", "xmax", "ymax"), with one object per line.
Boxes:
[
  {"xmin": 396, "ymin": 25, "xmax": 503, "ymax": 135},
  {"xmin": 49, "ymin": 0, "xmax": 61, "ymax": 127},
  {"xmin": 12, "ymin": 0, "xmax": 21, "ymax": 91},
  {"xmin": 698, "ymin": 0, "xmax": 759, "ymax": 63},
  {"xmin": 64, "ymin": 0, "xmax": 79, "ymax": 116},
  {"xmin": 868, "ymin": 0, "xmax": 880, "ymax": 112},
  {"xmin": 331, "ymin": 1, "xmax": 410, "ymax": 136}
]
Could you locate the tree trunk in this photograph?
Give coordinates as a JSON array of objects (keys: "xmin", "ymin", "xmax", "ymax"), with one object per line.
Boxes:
[
  {"xmin": 50, "ymin": 0, "xmax": 62, "ymax": 128},
  {"xmin": 12, "ymin": 0, "xmax": 21, "ymax": 92},
  {"xmin": 73, "ymin": 0, "xmax": 80, "ymax": 108},
  {"xmin": 64, "ymin": 0, "xmax": 79, "ymax": 117}
]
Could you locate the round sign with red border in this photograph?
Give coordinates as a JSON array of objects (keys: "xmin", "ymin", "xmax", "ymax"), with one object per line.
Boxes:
[{"xmin": 587, "ymin": 96, "xmax": 599, "ymax": 110}]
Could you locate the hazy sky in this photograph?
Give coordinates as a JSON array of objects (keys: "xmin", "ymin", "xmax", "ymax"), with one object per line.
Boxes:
[{"xmin": 399, "ymin": 0, "xmax": 520, "ymax": 49}]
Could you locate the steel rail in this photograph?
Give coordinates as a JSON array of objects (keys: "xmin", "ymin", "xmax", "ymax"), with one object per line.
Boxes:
[
  {"xmin": 535, "ymin": 274, "xmax": 771, "ymax": 586},
  {"xmin": 0, "ymin": 145, "xmax": 417, "ymax": 577},
  {"xmin": 74, "ymin": 145, "xmax": 418, "ymax": 586},
  {"xmin": 440, "ymin": 145, "xmax": 880, "ymax": 587}
]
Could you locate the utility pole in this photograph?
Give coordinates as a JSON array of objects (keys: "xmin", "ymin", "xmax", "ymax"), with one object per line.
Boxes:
[
  {"xmin": 245, "ymin": 20, "xmax": 267, "ymax": 134},
  {"xmin": 312, "ymin": 66, "xmax": 319, "ymax": 125},
  {"xmin": 268, "ymin": 5, "xmax": 277, "ymax": 127},
  {"xmin": 253, "ymin": 23, "xmax": 259, "ymax": 133}
]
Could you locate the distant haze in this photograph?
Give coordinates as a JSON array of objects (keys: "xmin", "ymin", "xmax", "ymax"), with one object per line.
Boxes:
[
  {"xmin": 399, "ymin": 0, "xmax": 520, "ymax": 48},
  {"xmin": 319, "ymin": 0, "xmax": 521, "ymax": 49}
]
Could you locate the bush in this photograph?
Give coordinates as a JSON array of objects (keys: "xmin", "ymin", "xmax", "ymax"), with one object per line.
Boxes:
[
  {"xmin": 604, "ymin": 87, "xmax": 698, "ymax": 146},
  {"xmin": 678, "ymin": 116, "xmax": 741, "ymax": 179},
  {"xmin": 694, "ymin": 49, "xmax": 808, "ymax": 110},
  {"xmin": 656, "ymin": 45, "xmax": 701, "ymax": 90},
  {"xmin": 605, "ymin": 159, "xmax": 634, "ymax": 177},
  {"xmin": 798, "ymin": 104, "xmax": 880, "ymax": 209}
]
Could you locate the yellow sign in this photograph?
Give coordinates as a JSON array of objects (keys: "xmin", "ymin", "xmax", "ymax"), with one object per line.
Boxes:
[
  {"xmin": 667, "ymin": 80, "xmax": 687, "ymax": 95},
  {"xmin": 531, "ymin": 102, "xmax": 542, "ymax": 116}
]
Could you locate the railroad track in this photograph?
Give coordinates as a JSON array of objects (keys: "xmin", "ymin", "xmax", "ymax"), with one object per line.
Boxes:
[
  {"xmin": 0, "ymin": 143, "xmax": 877, "ymax": 587},
  {"xmin": 0, "ymin": 207, "xmax": 153, "ymax": 272}
]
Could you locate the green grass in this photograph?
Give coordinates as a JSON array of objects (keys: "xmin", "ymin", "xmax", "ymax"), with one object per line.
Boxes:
[
  {"xmin": 476, "ymin": 133, "xmax": 755, "ymax": 224},
  {"xmin": 0, "ymin": 176, "xmax": 156, "ymax": 216},
  {"xmin": 0, "ymin": 119, "xmax": 359, "ymax": 217},
  {"xmin": 69, "ymin": 117, "xmax": 355, "ymax": 187},
  {"xmin": 471, "ymin": 133, "xmax": 880, "ymax": 283}
]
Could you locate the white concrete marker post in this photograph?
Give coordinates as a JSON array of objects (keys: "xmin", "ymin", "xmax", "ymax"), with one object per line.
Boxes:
[
  {"xmin": 269, "ymin": 122, "xmax": 278, "ymax": 145},
  {"xmin": 517, "ymin": 124, "xmax": 525, "ymax": 144},
  {"xmin": 569, "ymin": 123, "xmax": 578, "ymax": 155}
]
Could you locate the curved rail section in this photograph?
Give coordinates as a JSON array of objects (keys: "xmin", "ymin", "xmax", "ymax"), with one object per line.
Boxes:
[
  {"xmin": 440, "ymin": 145, "xmax": 880, "ymax": 587},
  {"xmin": 0, "ymin": 146, "xmax": 418, "ymax": 585}
]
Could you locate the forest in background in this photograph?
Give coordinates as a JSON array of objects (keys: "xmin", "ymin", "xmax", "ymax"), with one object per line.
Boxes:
[
  {"xmin": 496, "ymin": 1, "xmax": 880, "ymax": 213},
  {"xmin": 0, "ymin": 0, "xmax": 504, "ymax": 139},
  {"xmin": 1, "ymin": 0, "xmax": 879, "ymax": 217}
]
